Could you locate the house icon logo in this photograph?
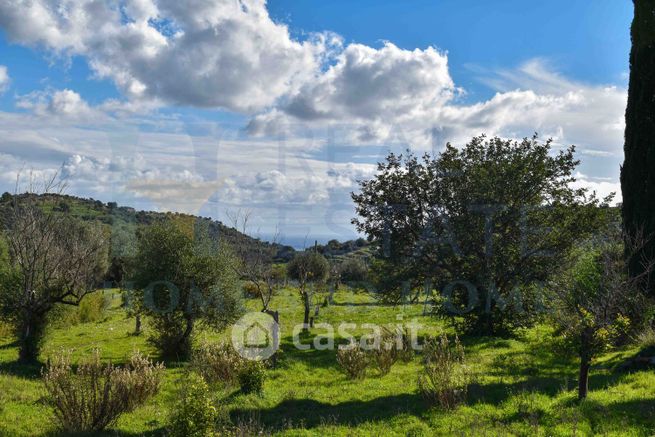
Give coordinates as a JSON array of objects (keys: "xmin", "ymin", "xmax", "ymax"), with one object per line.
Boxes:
[
  {"xmin": 231, "ymin": 312, "xmax": 279, "ymax": 360},
  {"xmin": 244, "ymin": 321, "xmax": 271, "ymax": 348}
]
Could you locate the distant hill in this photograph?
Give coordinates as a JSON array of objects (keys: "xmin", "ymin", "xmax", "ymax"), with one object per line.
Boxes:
[{"xmin": 0, "ymin": 192, "xmax": 297, "ymax": 263}]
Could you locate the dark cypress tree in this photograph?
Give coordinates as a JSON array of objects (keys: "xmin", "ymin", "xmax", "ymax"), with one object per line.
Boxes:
[{"xmin": 621, "ymin": 0, "xmax": 655, "ymax": 295}]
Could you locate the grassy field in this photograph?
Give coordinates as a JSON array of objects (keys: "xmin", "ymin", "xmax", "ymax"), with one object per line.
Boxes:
[{"xmin": 0, "ymin": 287, "xmax": 654, "ymax": 436}]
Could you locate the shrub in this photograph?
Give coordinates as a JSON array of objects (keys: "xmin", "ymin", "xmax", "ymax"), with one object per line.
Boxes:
[
  {"xmin": 371, "ymin": 344, "xmax": 396, "ymax": 376},
  {"xmin": 169, "ymin": 373, "xmax": 219, "ymax": 437},
  {"xmin": 191, "ymin": 342, "xmax": 243, "ymax": 385},
  {"xmin": 78, "ymin": 291, "xmax": 112, "ymax": 323},
  {"xmin": 371, "ymin": 327, "xmax": 399, "ymax": 375},
  {"xmin": 636, "ymin": 325, "xmax": 655, "ymax": 350},
  {"xmin": 237, "ymin": 360, "xmax": 266, "ymax": 394},
  {"xmin": 43, "ymin": 349, "xmax": 164, "ymax": 432},
  {"xmin": 418, "ymin": 334, "xmax": 472, "ymax": 409},
  {"xmin": 49, "ymin": 292, "xmax": 112, "ymax": 327},
  {"xmin": 336, "ymin": 344, "xmax": 368, "ymax": 379}
]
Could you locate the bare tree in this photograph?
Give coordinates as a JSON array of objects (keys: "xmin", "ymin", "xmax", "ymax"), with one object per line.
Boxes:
[
  {"xmin": 0, "ymin": 175, "xmax": 109, "ymax": 362},
  {"xmin": 227, "ymin": 210, "xmax": 283, "ymax": 312},
  {"xmin": 225, "ymin": 208, "xmax": 252, "ymax": 235}
]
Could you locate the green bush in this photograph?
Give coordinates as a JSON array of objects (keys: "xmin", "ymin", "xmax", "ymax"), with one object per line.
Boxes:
[
  {"xmin": 191, "ymin": 342, "xmax": 243, "ymax": 386},
  {"xmin": 169, "ymin": 373, "xmax": 219, "ymax": 437},
  {"xmin": 43, "ymin": 349, "xmax": 163, "ymax": 432},
  {"xmin": 78, "ymin": 291, "xmax": 112, "ymax": 323},
  {"xmin": 49, "ymin": 292, "xmax": 112, "ymax": 327},
  {"xmin": 339, "ymin": 258, "xmax": 368, "ymax": 282},
  {"xmin": 418, "ymin": 334, "xmax": 472, "ymax": 409},
  {"xmin": 237, "ymin": 360, "xmax": 266, "ymax": 394},
  {"xmin": 336, "ymin": 344, "xmax": 368, "ymax": 379}
]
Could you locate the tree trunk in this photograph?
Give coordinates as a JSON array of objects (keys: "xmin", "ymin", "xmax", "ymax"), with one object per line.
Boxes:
[
  {"xmin": 621, "ymin": 0, "xmax": 655, "ymax": 295},
  {"xmin": 578, "ymin": 356, "xmax": 591, "ymax": 400},
  {"xmin": 263, "ymin": 310, "xmax": 279, "ymax": 367},
  {"xmin": 173, "ymin": 316, "xmax": 194, "ymax": 360},
  {"xmin": 18, "ymin": 313, "xmax": 47, "ymax": 363},
  {"xmin": 302, "ymin": 291, "xmax": 310, "ymax": 331},
  {"xmin": 134, "ymin": 313, "xmax": 142, "ymax": 335}
]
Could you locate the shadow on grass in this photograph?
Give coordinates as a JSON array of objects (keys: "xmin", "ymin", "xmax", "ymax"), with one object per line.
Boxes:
[
  {"xmin": 0, "ymin": 339, "xmax": 19, "ymax": 350},
  {"xmin": 0, "ymin": 359, "xmax": 43, "ymax": 378},
  {"xmin": 467, "ymin": 376, "xmax": 565, "ymax": 406},
  {"xmin": 276, "ymin": 334, "xmax": 339, "ymax": 371},
  {"xmin": 579, "ymin": 397, "xmax": 655, "ymax": 431},
  {"xmin": 38, "ymin": 428, "xmax": 166, "ymax": 437},
  {"xmin": 231, "ymin": 393, "xmax": 425, "ymax": 430}
]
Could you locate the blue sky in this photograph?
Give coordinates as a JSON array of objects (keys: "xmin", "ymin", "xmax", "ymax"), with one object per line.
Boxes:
[
  {"xmin": 269, "ymin": 0, "xmax": 631, "ymax": 90},
  {"xmin": 0, "ymin": 0, "xmax": 633, "ymax": 246}
]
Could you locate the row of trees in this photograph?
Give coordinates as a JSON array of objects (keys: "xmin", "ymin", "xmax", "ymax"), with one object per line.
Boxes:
[{"xmin": 0, "ymin": 188, "xmax": 245, "ymax": 362}]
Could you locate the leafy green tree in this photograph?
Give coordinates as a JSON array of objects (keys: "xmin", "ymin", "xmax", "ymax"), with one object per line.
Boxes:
[
  {"xmin": 551, "ymin": 232, "xmax": 648, "ymax": 400},
  {"xmin": 287, "ymin": 251, "xmax": 329, "ymax": 330},
  {"xmin": 352, "ymin": 135, "xmax": 611, "ymax": 335},
  {"xmin": 0, "ymin": 199, "xmax": 109, "ymax": 362},
  {"xmin": 621, "ymin": 0, "xmax": 655, "ymax": 296},
  {"xmin": 131, "ymin": 219, "xmax": 242, "ymax": 359}
]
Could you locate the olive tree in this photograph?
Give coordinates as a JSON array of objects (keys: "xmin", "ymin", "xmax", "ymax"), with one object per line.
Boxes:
[
  {"xmin": 0, "ymin": 195, "xmax": 109, "ymax": 362},
  {"xmin": 130, "ymin": 219, "xmax": 242, "ymax": 359},
  {"xmin": 287, "ymin": 251, "xmax": 329, "ymax": 330},
  {"xmin": 352, "ymin": 135, "xmax": 611, "ymax": 335}
]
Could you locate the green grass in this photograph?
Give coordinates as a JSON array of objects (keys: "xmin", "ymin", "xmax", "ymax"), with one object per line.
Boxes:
[{"xmin": 1, "ymin": 288, "xmax": 654, "ymax": 436}]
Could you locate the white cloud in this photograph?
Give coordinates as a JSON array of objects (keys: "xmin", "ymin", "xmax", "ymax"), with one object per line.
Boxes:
[
  {"xmin": 0, "ymin": 0, "xmax": 332, "ymax": 113},
  {"xmin": 0, "ymin": 65, "xmax": 9, "ymax": 93},
  {"xmin": 16, "ymin": 88, "xmax": 100, "ymax": 120},
  {"xmin": 0, "ymin": 2, "xmax": 626, "ymax": 159},
  {"xmin": 250, "ymin": 58, "xmax": 626, "ymax": 158},
  {"xmin": 571, "ymin": 172, "xmax": 621, "ymax": 203}
]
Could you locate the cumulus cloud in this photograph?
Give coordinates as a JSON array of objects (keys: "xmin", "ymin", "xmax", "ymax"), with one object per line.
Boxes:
[
  {"xmin": 16, "ymin": 88, "xmax": 99, "ymax": 119},
  {"xmin": 0, "ymin": 2, "xmax": 625, "ymax": 158},
  {"xmin": 0, "ymin": 0, "xmax": 333, "ymax": 112},
  {"xmin": 251, "ymin": 58, "xmax": 626, "ymax": 157},
  {"xmin": 0, "ymin": 65, "xmax": 9, "ymax": 93}
]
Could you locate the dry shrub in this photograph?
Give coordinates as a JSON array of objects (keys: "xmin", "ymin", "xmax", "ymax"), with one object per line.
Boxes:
[
  {"xmin": 229, "ymin": 417, "xmax": 271, "ymax": 437},
  {"xmin": 636, "ymin": 325, "xmax": 655, "ymax": 350},
  {"xmin": 418, "ymin": 334, "xmax": 472, "ymax": 409},
  {"xmin": 394, "ymin": 326, "xmax": 415, "ymax": 362},
  {"xmin": 43, "ymin": 349, "xmax": 164, "ymax": 432},
  {"xmin": 191, "ymin": 342, "xmax": 243, "ymax": 386},
  {"xmin": 336, "ymin": 343, "xmax": 368, "ymax": 379},
  {"xmin": 371, "ymin": 327, "xmax": 399, "ymax": 375}
]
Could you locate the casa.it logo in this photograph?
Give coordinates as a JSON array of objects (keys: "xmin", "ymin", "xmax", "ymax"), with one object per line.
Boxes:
[{"xmin": 231, "ymin": 312, "xmax": 280, "ymax": 360}]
